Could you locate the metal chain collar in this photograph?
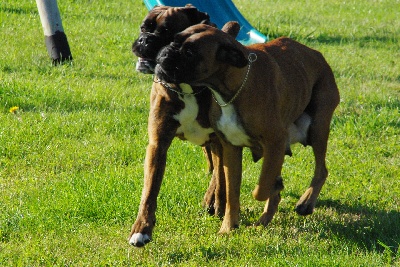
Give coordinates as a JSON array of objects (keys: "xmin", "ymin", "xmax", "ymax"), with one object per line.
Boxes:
[
  {"xmin": 211, "ymin": 52, "xmax": 258, "ymax": 107},
  {"xmin": 153, "ymin": 77, "xmax": 206, "ymax": 96},
  {"xmin": 153, "ymin": 52, "xmax": 257, "ymax": 103}
]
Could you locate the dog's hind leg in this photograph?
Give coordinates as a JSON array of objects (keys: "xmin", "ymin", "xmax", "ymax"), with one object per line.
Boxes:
[
  {"xmin": 295, "ymin": 125, "xmax": 329, "ymax": 215},
  {"xmin": 295, "ymin": 75, "xmax": 339, "ymax": 215}
]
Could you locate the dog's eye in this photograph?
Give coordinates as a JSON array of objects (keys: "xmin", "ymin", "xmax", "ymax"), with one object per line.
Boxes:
[
  {"xmin": 183, "ymin": 48, "xmax": 194, "ymax": 57},
  {"xmin": 141, "ymin": 20, "xmax": 156, "ymax": 33},
  {"xmin": 184, "ymin": 49, "xmax": 195, "ymax": 58},
  {"xmin": 155, "ymin": 27, "xmax": 169, "ymax": 35}
]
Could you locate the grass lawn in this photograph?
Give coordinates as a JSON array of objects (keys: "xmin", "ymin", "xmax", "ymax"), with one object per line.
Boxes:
[{"xmin": 0, "ymin": 0, "xmax": 399, "ymax": 266}]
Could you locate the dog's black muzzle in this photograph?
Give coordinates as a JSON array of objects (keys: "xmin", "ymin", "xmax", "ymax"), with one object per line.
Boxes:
[
  {"xmin": 132, "ymin": 33, "xmax": 168, "ymax": 74},
  {"xmin": 155, "ymin": 45, "xmax": 185, "ymax": 83}
]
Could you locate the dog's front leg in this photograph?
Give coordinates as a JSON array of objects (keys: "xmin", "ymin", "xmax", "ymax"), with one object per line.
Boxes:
[
  {"xmin": 129, "ymin": 94, "xmax": 179, "ymax": 247},
  {"xmin": 254, "ymin": 139, "xmax": 286, "ymax": 226},
  {"xmin": 252, "ymin": 137, "xmax": 286, "ymax": 202},
  {"xmin": 256, "ymin": 191, "xmax": 282, "ymax": 227},
  {"xmin": 219, "ymin": 140, "xmax": 242, "ymax": 234},
  {"xmin": 128, "ymin": 139, "xmax": 173, "ymax": 247},
  {"xmin": 210, "ymin": 137, "xmax": 226, "ymax": 218},
  {"xmin": 202, "ymin": 136, "xmax": 226, "ymax": 217},
  {"xmin": 201, "ymin": 144, "xmax": 216, "ymax": 214}
]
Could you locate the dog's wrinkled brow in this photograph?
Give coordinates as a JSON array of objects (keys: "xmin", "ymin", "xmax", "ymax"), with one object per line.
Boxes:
[
  {"xmin": 173, "ymin": 32, "xmax": 189, "ymax": 46},
  {"xmin": 142, "ymin": 19, "xmax": 156, "ymax": 32}
]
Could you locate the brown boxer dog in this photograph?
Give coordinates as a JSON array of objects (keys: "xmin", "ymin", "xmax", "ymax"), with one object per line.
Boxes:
[
  {"xmin": 132, "ymin": 4, "xmax": 223, "ymax": 215},
  {"xmin": 133, "ymin": 4, "xmax": 212, "ymax": 74},
  {"xmin": 129, "ymin": 6, "xmax": 241, "ymax": 247},
  {"xmin": 155, "ymin": 23, "xmax": 340, "ymax": 233}
]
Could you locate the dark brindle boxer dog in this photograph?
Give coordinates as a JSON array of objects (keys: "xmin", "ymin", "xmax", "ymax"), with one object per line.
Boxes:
[
  {"xmin": 156, "ymin": 23, "xmax": 340, "ymax": 233},
  {"xmin": 129, "ymin": 6, "xmax": 241, "ymax": 247}
]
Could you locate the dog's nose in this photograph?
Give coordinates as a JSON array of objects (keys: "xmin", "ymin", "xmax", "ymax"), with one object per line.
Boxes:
[
  {"xmin": 137, "ymin": 34, "xmax": 156, "ymax": 47},
  {"xmin": 137, "ymin": 36, "xmax": 145, "ymax": 45},
  {"xmin": 138, "ymin": 36, "xmax": 151, "ymax": 46}
]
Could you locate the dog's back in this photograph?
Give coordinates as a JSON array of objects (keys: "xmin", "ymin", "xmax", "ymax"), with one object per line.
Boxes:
[
  {"xmin": 249, "ymin": 37, "xmax": 339, "ymax": 123},
  {"xmin": 252, "ymin": 37, "xmax": 334, "ymax": 87}
]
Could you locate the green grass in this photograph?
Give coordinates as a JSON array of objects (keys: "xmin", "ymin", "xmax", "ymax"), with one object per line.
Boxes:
[{"xmin": 0, "ymin": 0, "xmax": 399, "ymax": 265}]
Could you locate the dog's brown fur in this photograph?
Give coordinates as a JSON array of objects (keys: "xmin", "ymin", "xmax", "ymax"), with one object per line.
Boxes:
[
  {"xmin": 129, "ymin": 7, "xmax": 240, "ymax": 247},
  {"xmin": 156, "ymin": 24, "xmax": 340, "ymax": 233}
]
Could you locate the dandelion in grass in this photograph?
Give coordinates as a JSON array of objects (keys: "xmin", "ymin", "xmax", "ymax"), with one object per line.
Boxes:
[
  {"xmin": 9, "ymin": 106, "xmax": 22, "ymax": 121},
  {"xmin": 9, "ymin": 106, "xmax": 19, "ymax": 114}
]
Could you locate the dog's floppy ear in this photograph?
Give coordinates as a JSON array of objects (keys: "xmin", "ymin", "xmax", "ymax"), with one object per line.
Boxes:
[
  {"xmin": 216, "ymin": 44, "xmax": 248, "ymax": 68},
  {"xmin": 221, "ymin": 21, "xmax": 240, "ymax": 38},
  {"xmin": 181, "ymin": 6, "xmax": 211, "ymax": 25}
]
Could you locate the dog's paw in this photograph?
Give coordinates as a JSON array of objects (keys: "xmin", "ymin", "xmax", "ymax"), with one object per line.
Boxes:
[
  {"xmin": 295, "ymin": 203, "xmax": 314, "ymax": 216},
  {"xmin": 129, "ymin": 233, "xmax": 151, "ymax": 247},
  {"xmin": 218, "ymin": 223, "xmax": 238, "ymax": 234},
  {"xmin": 218, "ymin": 215, "xmax": 239, "ymax": 234},
  {"xmin": 214, "ymin": 204, "xmax": 225, "ymax": 219},
  {"xmin": 254, "ymin": 212, "xmax": 274, "ymax": 227},
  {"xmin": 295, "ymin": 187, "xmax": 316, "ymax": 216}
]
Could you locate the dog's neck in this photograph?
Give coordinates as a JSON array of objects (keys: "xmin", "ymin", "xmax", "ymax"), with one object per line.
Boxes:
[{"xmin": 207, "ymin": 52, "xmax": 257, "ymax": 107}]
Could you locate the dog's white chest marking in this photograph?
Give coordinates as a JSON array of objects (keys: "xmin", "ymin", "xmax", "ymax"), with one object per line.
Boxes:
[
  {"xmin": 210, "ymin": 89, "xmax": 251, "ymax": 147},
  {"xmin": 173, "ymin": 84, "xmax": 214, "ymax": 146}
]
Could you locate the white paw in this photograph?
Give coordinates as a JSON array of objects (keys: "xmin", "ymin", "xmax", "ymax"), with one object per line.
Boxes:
[{"xmin": 129, "ymin": 233, "xmax": 150, "ymax": 247}]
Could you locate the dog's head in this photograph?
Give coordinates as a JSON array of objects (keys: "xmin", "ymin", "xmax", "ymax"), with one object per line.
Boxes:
[
  {"xmin": 155, "ymin": 22, "xmax": 247, "ymax": 85},
  {"xmin": 132, "ymin": 4, "xmax": 213, "ymax": 74}
]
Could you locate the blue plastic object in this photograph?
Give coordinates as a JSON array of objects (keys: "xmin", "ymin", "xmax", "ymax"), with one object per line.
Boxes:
[{"xmin": 142, "ymin": 0, "xmax": 267, "ymax": 45}]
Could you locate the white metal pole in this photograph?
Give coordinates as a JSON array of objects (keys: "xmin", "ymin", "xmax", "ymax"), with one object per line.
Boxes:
[{"xmin": 36, "ymin": 0, "xmax": 72, "ymax": 64}]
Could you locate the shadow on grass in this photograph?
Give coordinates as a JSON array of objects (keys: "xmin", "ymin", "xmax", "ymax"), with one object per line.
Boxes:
[
  {"xmin": 163, "ymin": 197, "xmax": 399, "ymax": 264},
  {"xmin": 236, "ymin": 197, "xmax": 399, "ymax": 264},
  {"xmin": 0, "ymin": 7, "xmax": 37, "ymax": 15},
  {"xmin": 266, "ymin": 30, "xmax": 398, "ymax": 47},
  {"xmin": 311, "ymin": 34, "xmax": 398, "ymax": 46},
  {"xmin": 316, "ymin": 199, "xmax": 399, "ymax": 253}
]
